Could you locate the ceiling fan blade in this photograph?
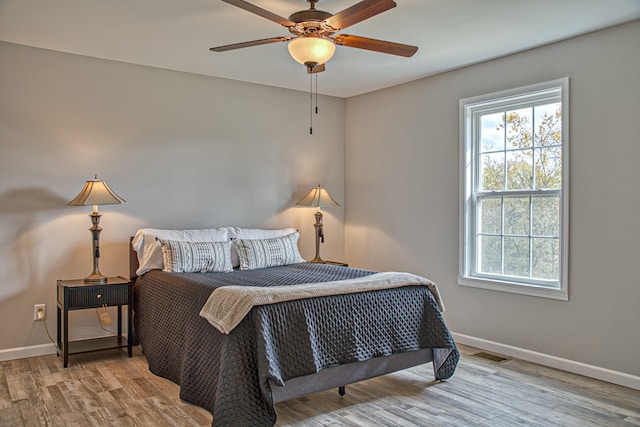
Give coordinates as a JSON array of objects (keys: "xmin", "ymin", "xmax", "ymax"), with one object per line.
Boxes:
[
  {"xmin": 325, "ymin": 0, "xmax": 397, "ymax": 31},
  {"xmin": 222, "ymin": 0, "xmax": 295, "ymax": 27},
  {"xmin": 307, "ymin": 63, "xmax": 326, "ymax": 74},
  {"xmin": 210, "ymin": 36, "xmax": 292, "ymax": 52},
  {"xmin": 334, "ymin": 34, "xmax": 418, "ymax": 57}
]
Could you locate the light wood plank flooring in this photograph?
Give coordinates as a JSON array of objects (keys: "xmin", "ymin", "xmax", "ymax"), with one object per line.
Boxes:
[{"xmin": 1, "ymin": 344, "xmax": 638, "ymax": 426}]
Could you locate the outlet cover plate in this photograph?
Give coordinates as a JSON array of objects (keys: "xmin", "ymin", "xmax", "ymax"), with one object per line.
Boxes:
[{"xmin": 34, "ymin": 304, "xmax": 46, "ymax": 321}]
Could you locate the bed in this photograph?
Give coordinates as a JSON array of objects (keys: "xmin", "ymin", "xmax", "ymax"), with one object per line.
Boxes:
[{"xmin": 130, "ymin": 227, "xmax": 459, "ymax": 426}]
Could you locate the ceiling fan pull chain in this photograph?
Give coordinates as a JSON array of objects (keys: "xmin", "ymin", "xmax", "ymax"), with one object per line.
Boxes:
[
  {"xmin": 309, "ymin": 73, "xmax": 313, "ymax": 134},
  {"xmin": 315, "ymin": 73, "xmax": 319, "ymax": 115}
]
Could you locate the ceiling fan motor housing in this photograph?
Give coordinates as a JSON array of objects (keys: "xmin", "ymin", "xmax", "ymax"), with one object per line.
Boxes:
[
  {"xmin": 288, "ymin": 8, "xmax": 332, "ymax": 23},
  {"xmin": 288, "ymin": 8, "xmax": 337, "ymax": 38}
]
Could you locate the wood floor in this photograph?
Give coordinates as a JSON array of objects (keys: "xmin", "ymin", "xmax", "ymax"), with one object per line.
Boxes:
[{"xmin": 1, "ymin": 344, "xmax": 638, "ymax": 426}]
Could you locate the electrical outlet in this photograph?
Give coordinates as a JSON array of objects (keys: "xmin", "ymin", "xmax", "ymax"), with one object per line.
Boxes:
[{"xmin": 34, "ymin": 304, "xmax": 46, "ymax": 321}]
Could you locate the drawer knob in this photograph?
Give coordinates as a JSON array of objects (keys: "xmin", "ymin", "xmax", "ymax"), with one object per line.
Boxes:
[{"xmin": 97, "ymin": 294, "xmax": 102, "ymax": 299}]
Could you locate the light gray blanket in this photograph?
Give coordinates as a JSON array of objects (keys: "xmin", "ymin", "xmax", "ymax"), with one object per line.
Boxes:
[{"xmin": 200, "ymin": 271, "xmax": 445, "ymax": 333}]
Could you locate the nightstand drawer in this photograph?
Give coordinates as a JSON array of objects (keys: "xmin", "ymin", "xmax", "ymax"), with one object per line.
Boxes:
[
  {"xmin": 57, "ymin": 277, "xmax": 131, "ymax": 310},
  {"xmin": 65, "ymin": 284, "xmax": 128, "ymax": 309}
]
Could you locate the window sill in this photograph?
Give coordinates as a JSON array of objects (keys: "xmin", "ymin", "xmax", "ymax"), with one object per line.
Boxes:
[{"xmin": 458, "ymin": 275, "xmax": 568, "ymax": 301}]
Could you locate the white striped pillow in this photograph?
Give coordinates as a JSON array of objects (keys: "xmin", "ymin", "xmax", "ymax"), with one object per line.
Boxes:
[
  {"xmin": 233, "ymin": 232, "xmax": 305, "ymax": 270},
  {"xmin": 159, "ymin": 239, "xmax": 233, "ymax": 273}
]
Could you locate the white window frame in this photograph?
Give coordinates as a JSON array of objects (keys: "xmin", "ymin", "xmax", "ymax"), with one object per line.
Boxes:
[{"xmin": 459, "ymin": 78, "xmax": 569, "ymax": 300}]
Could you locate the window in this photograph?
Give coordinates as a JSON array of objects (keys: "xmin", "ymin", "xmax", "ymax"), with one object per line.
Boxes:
[{"xmin": 459, "ymin": 78, "xmax": 569, "ymax": 300}]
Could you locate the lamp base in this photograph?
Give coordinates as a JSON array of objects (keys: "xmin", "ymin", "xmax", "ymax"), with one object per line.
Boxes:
[
  {"xmin": 84, "ymin": 273, "xmax": 107, "ymax": 284},
  {"xmin": 309, "ymin": 257, "xmax": 326, "ymax": 264},
  {"xmin": 85, "ymin": 212, "xmax": 107, "ymax": 284}
]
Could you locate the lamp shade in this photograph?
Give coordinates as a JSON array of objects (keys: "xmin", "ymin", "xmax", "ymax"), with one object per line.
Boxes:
[
  {"xmin": 288, "ymin": 37, "xmax": 336, "ymax": 66},
  {"xmin": 67, "ymin": 175, "xmax": 126, "ymax": 208},
  {"xmin": 296, "ymin": 184, "xmax": 340, "ymax": 208}
]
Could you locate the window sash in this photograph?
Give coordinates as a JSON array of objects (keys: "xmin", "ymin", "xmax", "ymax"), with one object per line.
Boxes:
[{"xmin": 472, "ymin": 191, "xmax": 561, "ymax": 285}]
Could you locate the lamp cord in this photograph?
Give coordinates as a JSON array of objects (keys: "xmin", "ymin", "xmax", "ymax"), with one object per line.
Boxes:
[
  {"xmin": 94, "ymin": 307, "xmax": 117, "ymax": 335},
  {"xmin": 37, "ymin": 308, "xmax": 117, "ymax": 361},
  {"xmin": 40, "ymin": 314, "xmax": 62, "ymax": 354}
]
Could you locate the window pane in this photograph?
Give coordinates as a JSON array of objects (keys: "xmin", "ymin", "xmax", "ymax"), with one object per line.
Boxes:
[
  {"xmin": 532, "ymin": 238, "xmax": 559, "ymax": 281},
  {"xmin": 479, "ymin": 152, "xmax": 504, "ymax": 191},
  {"xmin": 506, "ymin": 150, "xmax": 533, "ymax": 190},
  {"xmin": 504, "ymin": 196, "xmax": 530, "ymax": 235},
  {"xmin": 480, "ymin": 112, "xmax": 505, "ymax": 152},
  {"xmin": 534, "ymin": 103, "xmax": 562, "ymax": 147},
  {"xmin": 478, "ymin": 235, "xmax": 502, "ymax": 274},
  {"xmin": 504, "ymin": 237, "xmax": 530, "ymax": 277},
  {"xmin": 506, "ymin": 108, "xmax": 533, "ymax": 149},
  {"xmin": 534, "ymin": 147, "xmax": 562, "ymax": 189},
  {"xmin": 479, "ymin": 197, "xmax": 502, "ymax": 234},
  {"xmin": 532, "ymin": 196, "xmax": 559, "ymax": 237}
]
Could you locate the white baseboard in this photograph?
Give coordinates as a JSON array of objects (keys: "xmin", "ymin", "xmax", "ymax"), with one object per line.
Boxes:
[
  {"xmin": 0, "ymin": 343, "xmax": 57, "ymax": 362},
  {"xmin": 452, "ymin": 332, "xmax": 640, "ymax": 391}
]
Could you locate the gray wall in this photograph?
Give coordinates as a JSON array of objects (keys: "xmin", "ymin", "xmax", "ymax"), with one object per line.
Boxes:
[
  {"xmin": 0, "ymin": 41, "xmax": 345, "ymax": 349},
  {"xmin": 344, "ymin": 21, "xmax": 640, "ymax": 376}
]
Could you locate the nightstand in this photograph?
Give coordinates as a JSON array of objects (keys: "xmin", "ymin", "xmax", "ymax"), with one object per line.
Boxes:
[
  {"xmin": 56, "ymin": 276, "xmax": 133, "ymax": 368},
  {"xmin": 325, "ymin": 261, "xmax": 348, "ymax": 267}
]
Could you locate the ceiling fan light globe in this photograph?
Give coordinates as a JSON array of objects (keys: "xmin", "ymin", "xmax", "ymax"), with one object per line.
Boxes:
[{"xmin": 288, "ymin": 37, "xmax": 336, "ymax": 66}]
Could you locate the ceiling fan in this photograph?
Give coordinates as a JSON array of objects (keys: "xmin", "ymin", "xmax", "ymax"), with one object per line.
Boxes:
[{"xmin": 210, "ymin": 0, "xmax": 418, "ymax": 74}]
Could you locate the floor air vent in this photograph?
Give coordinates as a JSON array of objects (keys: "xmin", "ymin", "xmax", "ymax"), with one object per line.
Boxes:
[{"xmin": 472, "ymin": 352, "xmax": 508, "ymax": 363}]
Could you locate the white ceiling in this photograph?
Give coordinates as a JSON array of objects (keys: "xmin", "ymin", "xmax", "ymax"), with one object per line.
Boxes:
[{"xmin": 1, "ymin": 0, "xmax": 639, "ymax": 98}]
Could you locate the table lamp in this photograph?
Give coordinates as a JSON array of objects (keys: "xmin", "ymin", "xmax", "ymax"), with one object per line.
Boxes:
[
  {"xmin": 296, "ymin": 184, "xmax": 340, "ymax": 263},
  {"xmin": 67, "ymin": 175, "xmax": 126, "ymax": 283}
]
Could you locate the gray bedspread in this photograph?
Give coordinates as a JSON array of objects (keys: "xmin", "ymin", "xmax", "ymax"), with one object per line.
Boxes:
[{"xmin": 133, "ymin": 263, "xmax": 459, "ymax": 427}]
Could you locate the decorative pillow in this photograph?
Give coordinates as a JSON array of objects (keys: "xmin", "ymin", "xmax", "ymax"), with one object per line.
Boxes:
[
  {"xmin": 132, "ymin": 228, "xmax": 229, "ymax": 275},
  {"xmin": 159, "ymin": 239, "xmax": 233, "ymax": 273},
  {"xmin": 226, "ymin": 227, "xmax": 298, "ymax": 267},
  {"xmin": 233, "ymin": 232, "xmax": 305, "ymax": 270}
]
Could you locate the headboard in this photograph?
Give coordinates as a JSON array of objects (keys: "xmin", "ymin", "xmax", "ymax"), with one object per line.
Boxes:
[{"xmin": 129, "ymin": 236, "xmax": 138, "ymax": 282}]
